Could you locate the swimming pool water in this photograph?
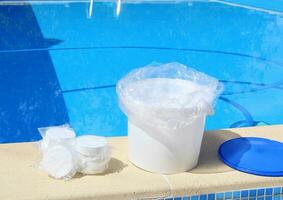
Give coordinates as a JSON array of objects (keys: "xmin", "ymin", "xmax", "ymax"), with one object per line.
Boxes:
[{"xmin": 0, "ymin": 1, "xmax": 283, "ymax": 143}]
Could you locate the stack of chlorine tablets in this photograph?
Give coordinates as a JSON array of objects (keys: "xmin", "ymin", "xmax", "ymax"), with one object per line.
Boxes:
[{"xmin": 37, "ymin": 125, "xmax": 111, "ymax": 179}]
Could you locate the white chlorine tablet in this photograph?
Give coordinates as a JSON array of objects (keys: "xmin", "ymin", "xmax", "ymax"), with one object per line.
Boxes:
[
  {"xmin": 75, "ymin": 135, "xmax": 108, "ymax": 157},
  {"xmin": 40, "ymin": 145, "xmax": 77, "ymax": 179},
  {"xmin": 79, "ymin": 157, "xmax": 110, "ymax": 174},
  {"xmin": 75, "ymin": 135, "xmax": 111, "ymax": 174}
]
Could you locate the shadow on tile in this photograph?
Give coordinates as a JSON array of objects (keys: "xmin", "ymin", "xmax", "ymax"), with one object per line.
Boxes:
[
  {"xmin": 189, "ymin": 129, "xmax": 241, "ymax": 174},
  {"xmin": 100, "ymin": 158, "xmax": 128, "ymax": 175},
  {"xmin": 74, "ymin": 158, "xmax": 128, "ymax": 178}
]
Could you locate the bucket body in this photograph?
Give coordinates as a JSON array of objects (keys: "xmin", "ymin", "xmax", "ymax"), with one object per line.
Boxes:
[
  {"xmin": 128, "ymin": 114, "xmax": 206, "ymax": 174},
  {"xmin": 117, "ymin": 65, "xmax": 222, "ymax": 174}
]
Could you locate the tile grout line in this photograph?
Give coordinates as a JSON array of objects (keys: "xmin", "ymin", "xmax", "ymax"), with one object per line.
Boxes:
[
  {"xmin": 162, "ymin": 174, "xmax": 174, "ymax": 199},
  {"xmin": 136, "ymin": 174, "xmax": 173, "ymax": 200}
]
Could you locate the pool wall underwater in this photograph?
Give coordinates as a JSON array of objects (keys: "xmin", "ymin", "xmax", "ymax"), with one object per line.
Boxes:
[{"xmin": 1, "ymin": 0, "xmax": 283, "ymax": 143}]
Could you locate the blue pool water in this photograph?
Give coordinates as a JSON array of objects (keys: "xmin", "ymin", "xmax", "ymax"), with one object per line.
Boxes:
[{"xmin": 0, "ymin": 1, "xmax": 283, "ymax": 143}]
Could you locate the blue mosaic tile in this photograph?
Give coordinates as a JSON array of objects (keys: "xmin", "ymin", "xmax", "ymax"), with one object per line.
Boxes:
[
  {"xmin": 155, "ymin": 186, "xmax": 283, "ymax": 200},
  {"xmin": 249, "ymin": 190, "xmax": 257, "ymax": 197},
  {"xmin": 273, "ymin": 196, "xmax": 280, "ymax": 200},
  {"xmin": 274, "ymin": 187, "xmax": 282, "ymax": 195},
  {"xmin": 191, "ymin": 195, "xmax": 199, "ymax": 200},
  {"xmin": 265, "ymin": 196, "xmax": 272, "ymax": 200},
  {"xmin": 258, "ymin": 189, "xmax": 265, "ymax": 197},
  {"xmin": 216, "ymin": 193, "xmax": 224, "ymax": 200},
  {"xmin": 225, "ymin": 192, "xmax": 232, "ymax": 199},
  {"xmin": 241, "ymin": 190, "xmax": 249, "ymax": 198},
  {"xmin": 208, "ymin": 193, "xmax": 215, "ymax": 200},
  {"xmin": 266, "ymin": 188, "xmax": 273, "ymax": 196},
  {"xmin": 233, "ymin": 191, "xmax": 240, "ymax": 199},
  {"xmin": 200, "ymin": 194, "xmax": 207, "ymax": 200}
]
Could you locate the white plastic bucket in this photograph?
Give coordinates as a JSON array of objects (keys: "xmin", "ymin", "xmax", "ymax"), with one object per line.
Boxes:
[
  {"xmin": 116, "ymin": 64, "xmax": 223, "ymax": 174},
  {"xmin": 120, "ymin": 78, "xmax": 209, "ymax": 174},
  {"xmin": 128, "ymin": 114, "xmax": 206, "ymax": 174}
]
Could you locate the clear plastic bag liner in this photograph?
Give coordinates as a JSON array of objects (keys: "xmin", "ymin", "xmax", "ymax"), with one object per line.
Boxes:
[{"xmin": 117, "ymin": 62, "xmax": 223, "ymax": 129}]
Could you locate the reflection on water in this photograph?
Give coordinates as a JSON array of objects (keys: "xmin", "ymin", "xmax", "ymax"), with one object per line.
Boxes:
[
  {"xmin": 0, "ymin": 5, "xmax": 69, "ymax": 143},
  {"xmin": 0, "ymin": 1, "xmax": 283, "ymax": 142}
]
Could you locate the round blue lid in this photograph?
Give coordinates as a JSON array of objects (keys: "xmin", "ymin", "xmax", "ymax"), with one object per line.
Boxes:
[{"xmin": 218, "ymin": 137, "xmax": 283, "ymax": 177}]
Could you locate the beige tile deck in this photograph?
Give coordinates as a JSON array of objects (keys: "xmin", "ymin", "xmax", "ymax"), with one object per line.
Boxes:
[
  {"xmin": 0, "ymin": 125, "xmax": 283, "ymax": 200},
  {"xmin": 165, "ymin": 126, "xmax": 283, "ymax": 197}
]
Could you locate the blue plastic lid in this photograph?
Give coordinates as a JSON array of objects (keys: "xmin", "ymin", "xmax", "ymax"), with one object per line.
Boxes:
[{"xmin": 218, "ymin": 137, "xmax": 283, "ymax": 177}]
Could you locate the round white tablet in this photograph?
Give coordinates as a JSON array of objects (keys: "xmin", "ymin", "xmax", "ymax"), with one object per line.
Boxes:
[
  {"xmin": 41, "ymin": 145, "xmax": 76, "ymax": 179},
  {"xmin": 75, "ymin": 135, "xmax": 108, "ymax": 157}
]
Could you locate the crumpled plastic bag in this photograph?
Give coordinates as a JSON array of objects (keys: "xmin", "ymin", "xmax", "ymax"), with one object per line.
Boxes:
[
  {"xmin": 117, "ymin": 62, "xmax": 223, "ymax": 129},
  {"xmin": 37, "ymin": 124, "xmax": 76, "ymax": 152}
]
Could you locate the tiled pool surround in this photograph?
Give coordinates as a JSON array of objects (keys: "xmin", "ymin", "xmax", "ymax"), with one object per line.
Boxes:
[
  {"xmin": 158, "ymin": 186, "xmax": 283, "ymax": 200},
  {"xmin": 1, "ymin": 125, "xmax": 283, "ymax": 200}
]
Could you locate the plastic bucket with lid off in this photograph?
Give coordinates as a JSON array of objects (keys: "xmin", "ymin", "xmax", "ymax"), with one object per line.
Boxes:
[{"xmin": 117, "ymin": 63, "xmax": 223, "ymax": 174}]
